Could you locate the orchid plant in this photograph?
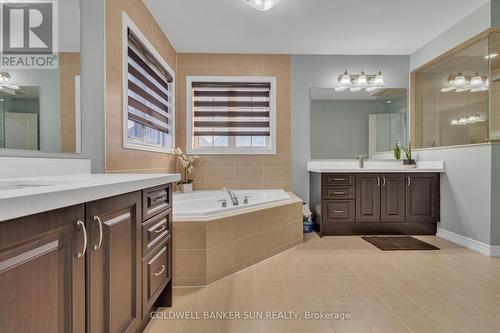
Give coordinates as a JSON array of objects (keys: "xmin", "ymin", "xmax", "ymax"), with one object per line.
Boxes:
[{"xmin": 174, "ymin": 148, "xmax": 199, "ymax": 184}]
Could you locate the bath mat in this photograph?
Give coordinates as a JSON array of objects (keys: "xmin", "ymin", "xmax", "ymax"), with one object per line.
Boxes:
[{"xmin": 361, "ymin": 236, "xmax": 440, "ymax": 251}]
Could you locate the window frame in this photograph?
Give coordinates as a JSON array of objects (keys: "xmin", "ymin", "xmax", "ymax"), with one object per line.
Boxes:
[
  {"xmin": 121, "ymin": 13, "xmax": 176, "ymax": 154},
  {"xmin": 186, "ymin": 76, "xmax": 277, "ymax": 155}
]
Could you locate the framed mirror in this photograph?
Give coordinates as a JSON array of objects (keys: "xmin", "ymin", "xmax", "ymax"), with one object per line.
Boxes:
[
  {"xmin": 0, "ymin": 0, "xmax": 81, "ymax": 154},
  {"xmin": 310, "ymin": 87, "xmax": 408, "ymax": 158}
]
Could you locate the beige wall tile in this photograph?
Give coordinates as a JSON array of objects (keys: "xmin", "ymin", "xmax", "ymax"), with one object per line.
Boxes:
[
  {"xmin": 173, "ymin": 250, "xmax": 206, "ymax": 279},
  {"xmin": 207, "ymin": 217, "xmax": 233, "ymax": 248},
  {"xmin": 207, "ymin": 242, "xmax": 234, "ymax": 277},
  {"xmin": 233, "ymin": 232, "xmax": 267, "ymax": 266},
  {"xmin": 173, "ymin": 222, "xmax": 207, "ymax": 250}
]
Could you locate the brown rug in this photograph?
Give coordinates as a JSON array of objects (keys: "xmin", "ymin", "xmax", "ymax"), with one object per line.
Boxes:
[{"xmin": 361, "ymin": 236, "xmax": 440, "ymax": 251}]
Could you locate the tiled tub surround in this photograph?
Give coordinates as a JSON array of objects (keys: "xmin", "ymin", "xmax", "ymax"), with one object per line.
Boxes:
[{"xmin": 173, "ymin": 194, "xmax": 303, "ymax": 286}]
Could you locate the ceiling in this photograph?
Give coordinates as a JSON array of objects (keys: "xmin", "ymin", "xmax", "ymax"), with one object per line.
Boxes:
[{"xmin": 143, "ymin": 0, "xmax": 489, "ymax": 55}]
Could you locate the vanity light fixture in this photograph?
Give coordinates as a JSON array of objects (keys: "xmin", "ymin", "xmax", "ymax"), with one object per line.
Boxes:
[
  {"xmin": 485, "ymin": 53, "xmax": 498, "ymax": 59},
  {"xmin": 440, "ymin": 73, "xmax": 488, "ymax": 93},
  {"xmin": 245, "ymin": 0, "xmax": 280, "ymax": 11},
  {"xmin": 335, "ymin": 69, "xmax": 385, "ymax": 92},
  {"xmin": 450, "ymin": 114, "xmax": 484, "ymax": 126}
]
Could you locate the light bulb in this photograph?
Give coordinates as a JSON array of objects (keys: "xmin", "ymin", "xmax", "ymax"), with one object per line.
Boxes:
[
  {"xmin": 441, "ymin": 87, "xmax": 455, "ymax": 93},
  {"xmin": 350, "ymin": 87, "xmax": 362, "ymax": 92},
  {"xmin": 470, "ymin": 74, "xmax": 483, "ymax": 87},
  {"xmin": 373, "ymin": 70, "xmax": 385, "ymax": 86},
  {"xmin": 335, "ymin": 87, "xmax": 347, "ymax": 92},
  {"xmin": 458, "ymin": 117, "xmax": 468, "ymax": 125},
  {"xmin": 365, "ymin": 87, "xmax": 379, "ymax": 92},
  {"xmin": 451, "ymin": 119, "xmax": 459, "ymax": 126},
  {"xmin": 467, "ymin": 115, "xmax": 477, "ymax": 123},
  {"xmin": 245, "ymin": 0, "xmax": 280, "ymax": 11},
  {"xmin": 485, "ymin": 53, "xmax": 498, "ymax": 59},
  {"xmin": 339, "ymin": 70, "xmax": 352, "ymax": 86},
  {"xmin": 454, "ymin": 74, "xmax": 466, "ymax": 86},
  {"xmin": 357, "ymin": 71, "xmax": 368, "ymax": 86}
]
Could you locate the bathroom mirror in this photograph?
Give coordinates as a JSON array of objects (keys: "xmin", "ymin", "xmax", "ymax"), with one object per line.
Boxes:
[
  {"xmin": 0, "ymin": 0, "xmax": 81, "ymax": 154},
  {"xmin": 310, "ymin": 87, "xmax": 408, "ymax": 158}
]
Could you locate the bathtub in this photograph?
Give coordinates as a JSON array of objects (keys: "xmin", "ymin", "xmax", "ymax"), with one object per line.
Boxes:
[
  {"xmin": 173, "ymin": 189, "xmax": 291, "ymax": 218},
  {"xmin": 172, "ymin": 189, "xmax": 303, "ymax": 286}
]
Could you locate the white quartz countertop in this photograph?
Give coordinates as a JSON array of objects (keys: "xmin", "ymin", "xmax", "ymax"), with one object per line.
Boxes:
[
  {"xmin": 0, "ymin": 173, "xmax": 181, "ymax": 221},
  {"xmin": 307, "ymin": 160, "xmax": 445, "ymax": 173}
]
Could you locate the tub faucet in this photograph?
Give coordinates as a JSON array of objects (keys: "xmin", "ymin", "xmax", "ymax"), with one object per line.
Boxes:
[{"xmin": 222, "ymin": 188, "xmax": 239, "ymax": 206}]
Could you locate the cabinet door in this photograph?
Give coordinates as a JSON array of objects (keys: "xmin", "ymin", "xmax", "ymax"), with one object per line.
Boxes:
[
  {"xmin": 380, "ymin": 174, "xmax": 406, "ymax": 222},
  {"xmin": 356, "ymin": 174, "xmax": 381, "ymax": 222},
  {"xmin": 86, "ymin": 191, "xmax": 142, "ymax": 333},
  {"xmin": 405, "ymin": 173, "xmax": 439, "ymax": 223},
  {"xmin": 0, "ymin": 205, "xmax": 86, "ymax": 333}
]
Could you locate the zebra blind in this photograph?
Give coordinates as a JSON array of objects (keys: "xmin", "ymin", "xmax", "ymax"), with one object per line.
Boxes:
[
  {"xmin": 191, "ymin": 82, "xmax": 271, "ymax": 137},
  {"xmin": 127, "ymin": 29, "xmax": 173, "ymax": 136}
]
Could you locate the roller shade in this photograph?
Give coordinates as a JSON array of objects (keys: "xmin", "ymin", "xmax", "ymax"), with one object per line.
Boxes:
[
  {"xmin": 191, "ymin": 82, "xmax": 271, "ymax": 137},
  {"xmin": 127, "ymin": 29, "xmax": 172, "ymax": 134}
]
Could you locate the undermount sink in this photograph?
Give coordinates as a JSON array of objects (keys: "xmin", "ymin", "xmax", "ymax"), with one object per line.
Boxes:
[{"xmin": 0, "ymin": 180, "xmax": 65, "ymax": 191}]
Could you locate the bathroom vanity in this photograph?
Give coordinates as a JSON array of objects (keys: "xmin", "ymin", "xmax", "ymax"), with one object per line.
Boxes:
[
  {"xmin": 308, "ymin": 160, "xmax": 444, "ymax": 236},
  {"xmin": 0, "ymin": 158, "xmax": 180, "ymax": 333}
]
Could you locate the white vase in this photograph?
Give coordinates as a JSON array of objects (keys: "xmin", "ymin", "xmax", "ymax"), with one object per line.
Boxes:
[{"xmin": 180, "ymin": 183, "xmax": 193, "ymax": 193}]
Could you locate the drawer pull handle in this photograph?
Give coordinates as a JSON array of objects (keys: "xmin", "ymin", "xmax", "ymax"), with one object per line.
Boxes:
[
  {"xmin": 154, "ymin": 225, "xmax": 167, "ymax": 234},
  {"xmin": 76, "ymin": 220, "xmax": 87, "ymax": 259},
  {"xmin": 333, "ymin": 178, "xmax": 345, "ymax": 181},
  {"xmin": 334, "ymin": 210, "xmax": 345, "ymax": 213},
  {"xmin": 151, "ymin": 195, "xmax": 167, "ymax": 205},
  {"xmin": 154, "ymin": 265, "xmax": 166, "ymax": 277},
  {"xmin": 333, "ymin": 191, "xmax": 345, "ymax": 195}
]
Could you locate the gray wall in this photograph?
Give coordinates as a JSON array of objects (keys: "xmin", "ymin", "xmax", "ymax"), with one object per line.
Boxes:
[
  {"xmin": 411, "ymin": 3, "xmax": 490, "ymax": 70},
  {"xmin": 491, "ymin": 144, "xmax": 500, "ymax": 246},
  {"xmin": 291, "ymin": 55, "xmax": 410, "ymax": 202},
  {"xmin": 0, "ymin": 0, "xmax": 106, "ymax": 173},
  {"xmin": 311, "ymin": 100, "xmax": 376, "ymax": 159}
]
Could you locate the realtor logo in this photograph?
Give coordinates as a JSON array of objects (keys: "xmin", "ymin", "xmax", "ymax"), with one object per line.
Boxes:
[{"xmin": 0, "ymin": 0, "xmax": 58, "ymax": 69}]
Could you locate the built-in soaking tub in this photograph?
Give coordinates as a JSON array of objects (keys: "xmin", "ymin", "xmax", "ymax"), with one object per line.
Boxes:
[
  {"xmin": 174, "ymin": 189, "xmax": 292, "ymax": 218},
  {"xmin": 172, "ymin": 190, "xmax": 303, "ymax": 286}
]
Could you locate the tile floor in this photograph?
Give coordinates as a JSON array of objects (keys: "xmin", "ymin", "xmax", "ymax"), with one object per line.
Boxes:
[{"xmin": 145, "ymin": 233, "xmax": 500, "ymax": 333}]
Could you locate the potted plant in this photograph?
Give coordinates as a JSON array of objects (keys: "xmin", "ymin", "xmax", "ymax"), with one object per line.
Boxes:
[
  {"xmin": 174, "ymin": 148, "xmax": 199, "ymax": 192},
  {"xmin": 393, "ymin": 142, "xmax": 402, "ymax": 160},
  {"xmin": 402, "ymin": 142, "xmax": 416, "ymax": 168}
]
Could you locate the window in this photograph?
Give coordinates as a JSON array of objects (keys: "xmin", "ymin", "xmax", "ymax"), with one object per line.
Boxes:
[
  {"xmin": 186, "ymin": 76, "xmax": 276, "ymax": 154},
  {"xmin": 122, "ymin": 14, "xmax": 175, "ymax": 153}
]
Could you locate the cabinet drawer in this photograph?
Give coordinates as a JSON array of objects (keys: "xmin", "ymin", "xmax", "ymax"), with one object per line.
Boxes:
[
  {"xmin": 142, "ymin": 209, "xmax": 171, "ymax": 256},
  {"xmin": 323, "ymin": 186, "xmax": 355, "ymax": 200},
  {"xmin": 323, "ymin": 200, "xmax": 355, "ymax": 223},
  {"xmin": 142, "ymin": 236, "xmax": 171, "ymax": 313},
  {"xmin": 323, "ymin": 174, "xmax": 355, "ymax": 186},
  {"xmin": 143, "ymin": 184, "xmax": 172, "ymax": 220}
]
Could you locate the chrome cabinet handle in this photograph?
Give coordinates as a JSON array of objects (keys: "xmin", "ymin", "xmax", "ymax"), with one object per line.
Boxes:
[
  {"xmin": 407, "ymin": 176, "xmax": 411, "ymax": 187},
  {"xmin": 76, "ymin": 220, "xmax": 87, "ymax": 259},
  {"xmin": 334, "ymin": 210, "xmax": 345, "ymax": 213},
  {"xmin": 154, "ymin": 265, "xmax": 166, "ymax": 277},
  {"xmin": 382, "ymin": 177, "xmax": 386, "ymax": 187},
  {"xmin": 333, "ymin": 191, "xmax": 345, "ymax": 195},
  {"xmin": 377, "ymin": 176, "xmax": 381, "ymax": 187},
  {"xmin": 93, "ymin": 216, "xmax": 103, "ymax": 251},
  {"xmin": 154, "ymin": 225, "xmax": 167, "ymax": 234},
  {"xmin": 334, "ymin": 178, "xmax": 345, "ymax": 181}
]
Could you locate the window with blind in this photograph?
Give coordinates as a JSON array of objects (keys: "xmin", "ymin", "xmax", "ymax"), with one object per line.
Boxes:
[
  {"xmin": 186, "ymin": 76, "xmax": 276, "ymax": 155},
  {"xmin": 123, "ymin": 23, "xmax": 175, "ymax": 153}
]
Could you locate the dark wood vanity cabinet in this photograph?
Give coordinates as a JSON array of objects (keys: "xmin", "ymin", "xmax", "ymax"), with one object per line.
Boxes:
[
  {"xmin": 0, "ymin": 205, "xmax": 86, "ymax": 333},
  {"xmin": 406, "ymin": 173, "xmax": 440, "ymax": 223},
  {"xmin": 311, "ymin": 172, "xmax": 440, "ymax": 236},
  {"xmin": 86, "ymin": 192, "xmax": 142, "ymax": 333},
  {"xmin": 356, "ymin": 174, "xmax": 381, "ymax": 222},
  {"xmin": 0, "ymin": 183, "xmax": 173, "ymax": 333}
]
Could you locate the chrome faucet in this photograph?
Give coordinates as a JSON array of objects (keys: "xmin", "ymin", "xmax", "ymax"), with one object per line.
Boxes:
[
  {"xmin": 222, "ymin": 188, "xmax": 239, "ymax": 206},
  {"xmin": 356, "ymin": 155, "xmax": 369, "ymax": 168}
]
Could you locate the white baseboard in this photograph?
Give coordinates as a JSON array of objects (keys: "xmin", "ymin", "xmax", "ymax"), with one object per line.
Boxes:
[{"xmin": 437, "ymin": 228, "xmax": 500, "ymax": 257}]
